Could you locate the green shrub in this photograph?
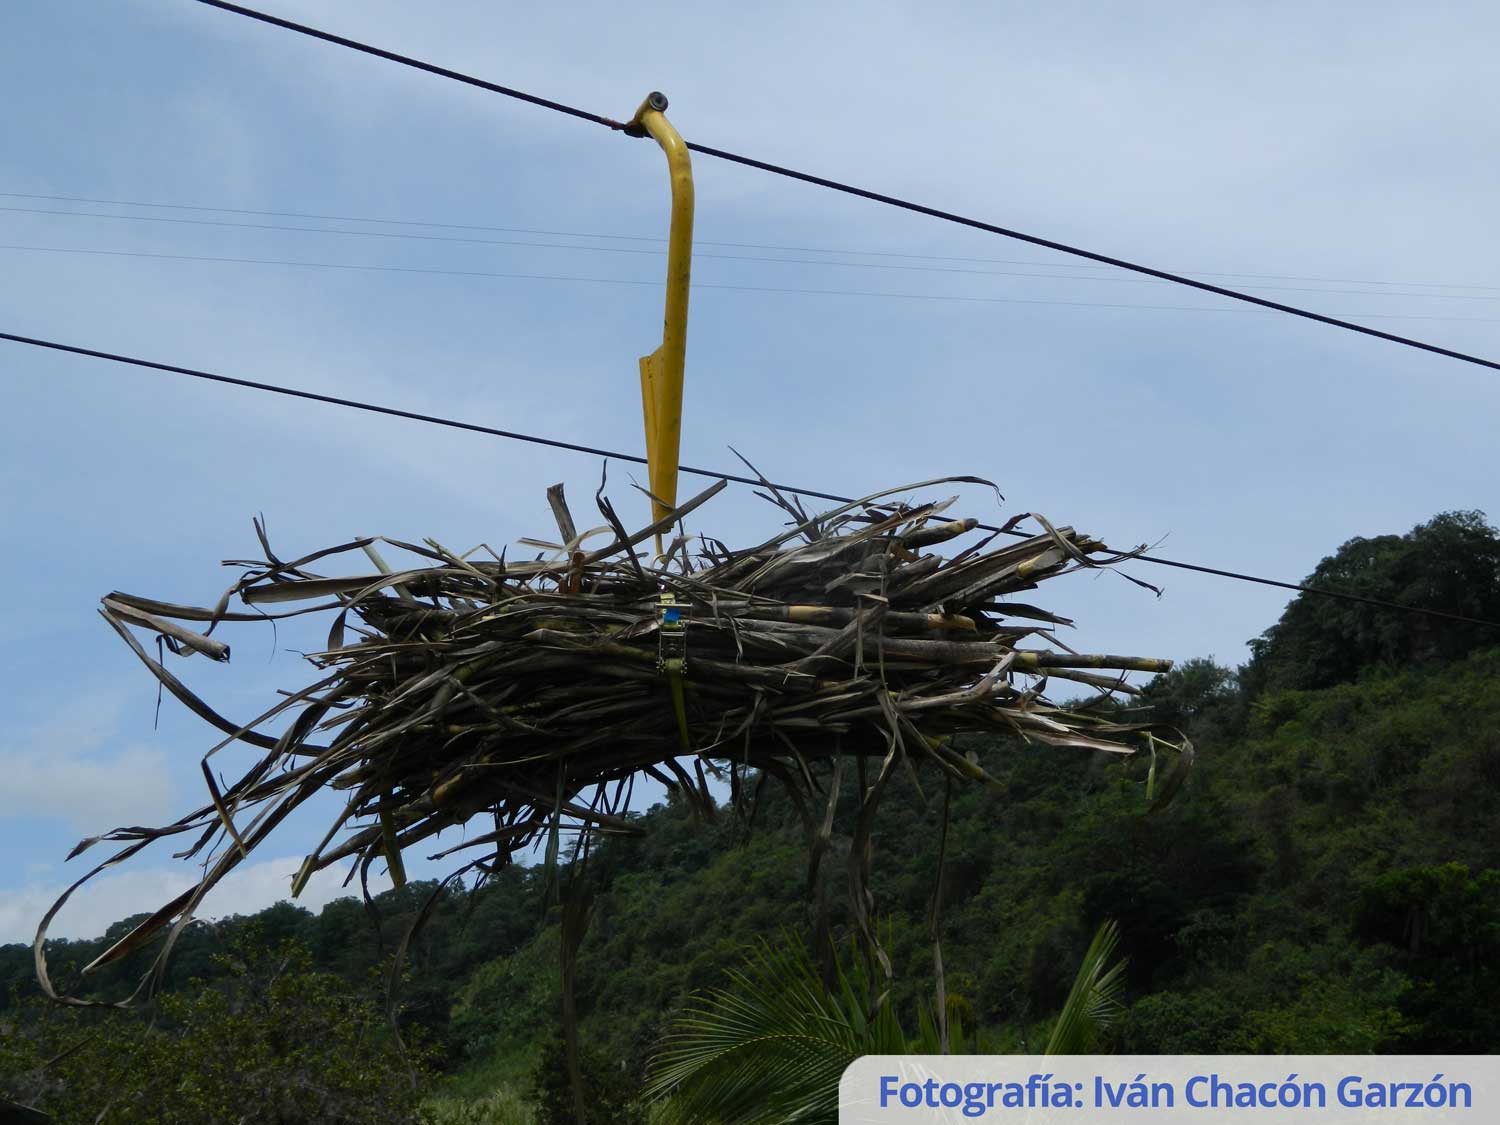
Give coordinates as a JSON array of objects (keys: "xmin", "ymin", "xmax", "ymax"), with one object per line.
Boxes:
[{"xmin": 528, "ymin": 1036, "xmax": 644, "ymax": 1125}]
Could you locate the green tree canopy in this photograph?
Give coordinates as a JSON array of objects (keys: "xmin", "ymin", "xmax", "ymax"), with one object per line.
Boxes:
[
  {"xmin": 1, "ymin": 937, "xmax": 427, "ymax": 1124},
  {"xmin": 1245, "ymin": 510, "xmax": 1500, "ymax": 693}
]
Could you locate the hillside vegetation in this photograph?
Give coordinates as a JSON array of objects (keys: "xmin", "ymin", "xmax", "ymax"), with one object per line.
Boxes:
[{"xmin": 4, "ymin": 511, "xmax": 1498, "ymax": 1122}]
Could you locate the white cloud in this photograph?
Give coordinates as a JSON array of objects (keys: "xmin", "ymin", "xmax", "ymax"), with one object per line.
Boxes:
[
  {"xmin": 1, "ymin": 854, "xmax": 392, "ymax": 945},
  {"xmin": 0, "ymin": 701, "xmax": 178, "ymax": 832}
]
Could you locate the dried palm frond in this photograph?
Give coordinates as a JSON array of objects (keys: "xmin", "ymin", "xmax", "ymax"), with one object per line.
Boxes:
[{"xmin": 36, "ymin": 475, "xmax": 1185, "ymax": 1005}]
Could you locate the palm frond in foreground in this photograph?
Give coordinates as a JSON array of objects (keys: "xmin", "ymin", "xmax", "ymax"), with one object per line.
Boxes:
[{"xmin": 647, "ymin": 921, "xmax": 1126, "ymax": 1124}]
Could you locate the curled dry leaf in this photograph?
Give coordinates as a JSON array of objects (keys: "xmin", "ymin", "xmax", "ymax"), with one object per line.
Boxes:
[{"xmin": 37, "ymin": 476, "xmax": 1188, "ymax": 1005}]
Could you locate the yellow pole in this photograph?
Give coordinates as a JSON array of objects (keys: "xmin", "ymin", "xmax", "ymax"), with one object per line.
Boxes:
[{"xmin": 625, "ymin": 92, "xmax": 694, "ymax": 551}]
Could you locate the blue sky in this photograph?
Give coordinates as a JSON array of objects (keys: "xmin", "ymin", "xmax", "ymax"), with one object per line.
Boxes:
[{"xmin": 2, "ymin": 0, "xmax": 1497, "ymax": 942}]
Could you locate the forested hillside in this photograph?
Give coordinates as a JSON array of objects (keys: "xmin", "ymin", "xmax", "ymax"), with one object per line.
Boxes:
[{"xmin": 4, "ymin": 512, "xmax": 1498, "ymax": 1123}]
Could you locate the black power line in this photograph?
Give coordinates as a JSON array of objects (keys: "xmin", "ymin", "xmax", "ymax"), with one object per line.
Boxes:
[
  {"xmin": 4, "ymin": 327, "xmax": 1496, "ymax": 632},
  {"xmin": 190, "ymin": 0, "xmax": 1500, "ymax": 375},
  {"xmin": 195, "ymin": 0, "xmax": 623, "ymax": 129},
  {"xmin": 678, "ymin": 147, "xmax": 1500, "ymax": 373}
]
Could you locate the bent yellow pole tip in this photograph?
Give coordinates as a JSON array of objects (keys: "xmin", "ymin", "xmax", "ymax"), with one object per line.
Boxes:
[
  {"xmin": 623, "ymin": 90, "xmax": 694, "ymax": 542},
  {"xmin": 623, "ymin": 91, "xmax": 670, "ymax": 136}
]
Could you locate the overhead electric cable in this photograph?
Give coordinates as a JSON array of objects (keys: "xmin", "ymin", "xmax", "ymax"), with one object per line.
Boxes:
[
  {"xmin": 189, "ymin": 0, "xmax": 1500, "ymax": 375},
  {"xmin": 6, "ymin": 200, "xmax": 1500, "ymax": 302},
  {"xmin": 4, "ymin": 327, "xmax": 1497, "ymax": 632},
  {"xmin": 5, "ymin": 190, "xmax": 1499, "ymax": 293},
  {"xmin": 9, "ymin": 244, "xmax": 1500, "ymax": 324}
]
